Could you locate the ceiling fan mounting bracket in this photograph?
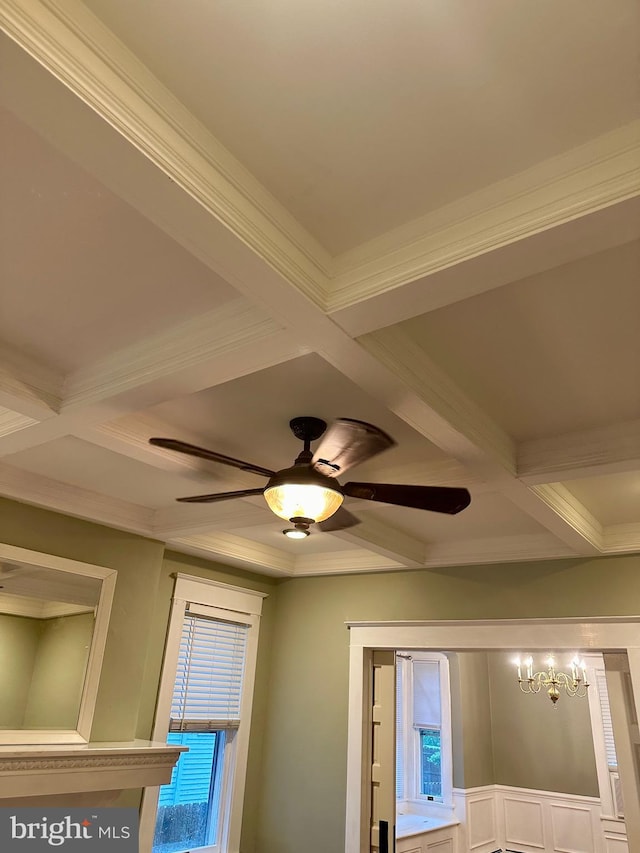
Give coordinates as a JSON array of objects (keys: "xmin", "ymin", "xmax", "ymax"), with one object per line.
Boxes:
[{"xmin": 289, "ymin": 416, "xmax": 327, "ymax": 444}]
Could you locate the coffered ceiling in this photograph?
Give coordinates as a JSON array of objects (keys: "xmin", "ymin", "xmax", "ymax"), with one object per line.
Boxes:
[{"xmin": 0, "ymin": 1, "xmax": 638, "ymax": 577}]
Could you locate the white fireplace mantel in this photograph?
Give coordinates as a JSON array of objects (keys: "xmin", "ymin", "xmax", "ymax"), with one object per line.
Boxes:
[{"xmin": 0, "ymin": 739, "xmax": 185, "ymax": 800}]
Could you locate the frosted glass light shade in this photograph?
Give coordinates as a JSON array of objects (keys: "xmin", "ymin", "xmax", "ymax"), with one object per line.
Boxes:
[{"xmin": 264, "ymin": 483, "xmax": 343, "ymax": 522}]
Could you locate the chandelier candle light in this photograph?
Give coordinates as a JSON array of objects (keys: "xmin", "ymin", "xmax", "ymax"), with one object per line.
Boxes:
[{"xmin": 514, "ymin": 655, "xmax": 589, "ymax": 704}]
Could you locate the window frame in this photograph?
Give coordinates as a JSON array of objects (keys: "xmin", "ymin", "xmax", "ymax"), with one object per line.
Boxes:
[
  {"xmin": 396, "ymin": 652, "xmax": 452, "ymax": 812},
  {"xmin": 583, "ymin": 653, "xmax": 622, "ymax": 819},
  {"xmin": 140, "ymin": 574, "xmax": 266, "ymax": 853}
]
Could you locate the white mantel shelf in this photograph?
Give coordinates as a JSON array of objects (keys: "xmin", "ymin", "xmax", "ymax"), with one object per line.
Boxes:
[{"xmin": 0, "ymin": 739, "xmax": 186, "ymax": 799}]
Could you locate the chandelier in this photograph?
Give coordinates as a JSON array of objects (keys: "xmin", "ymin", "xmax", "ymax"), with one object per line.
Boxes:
[{"xmin": 514, "ymin": 655, "xmax": 590, "ymax": 704}]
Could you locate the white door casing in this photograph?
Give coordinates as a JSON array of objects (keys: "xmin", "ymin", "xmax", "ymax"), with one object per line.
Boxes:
[{"xmin": 345, "ymin": 617, "xmax": 640, "ymax": 853}]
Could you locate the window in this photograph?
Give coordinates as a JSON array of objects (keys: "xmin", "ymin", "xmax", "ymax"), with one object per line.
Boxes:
[
  {"xmin": 396, "ymin": 652, "xmax": 452, "ymax": 814},
  {"xmin": 140, "ymin": 576, "xmax": 265, "ymax": 853},
  {"xmin": 584, "ymin": 654, "xmax": 624, "ymax": 819}
]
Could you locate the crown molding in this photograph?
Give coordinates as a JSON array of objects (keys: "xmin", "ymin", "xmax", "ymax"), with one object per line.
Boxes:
[
  {"xmin": 0, "ymin": 461, "xmax": 154, "ymax": 535},
  {"xmin": 529, "ymin": 483, "xmax": 603, "ymax": 552},
  {"xmin": 0, "ymin": 0, "xmax": 331, "ymax": 306},
  {"xmin": 3, "ymin": 0, "xmax": 638, "ymax": 341},
  {"xmin": 154, "ymin": 501, "xmax": 271, "ymax": 539},
  {"xmin": 293, "ymin": 550, "xmax": 404, "ymax": 575},
  {"xmin": 62, "ymin": 299, "xmax": 286, "ymax": 408},
  {"xmin": 0, "ymin": 407, "xmax": 37, "ymax": 439},
  {"xmin": 421, "ymin": 533, "xmax": 578, "ymax": 568},
  {"xmin": 168, "ymin": 532, "xmax": 295, "ymax": 577},
  {"xmin": 329, "ymin": 121, "xmax": 640, "ymax": 312},
  {"xmin": 518, "ymin": 418, "xmax": 640, "ymax": 484},
  {"xmin": 329, "ymin": 516, "xmax": 427, "ymax": 568},
  {"xmin": 0, "ymin": 344, "xmax": 62, "ymax": 419},
  {"xmin": 602, "ymin": 523, "xmax": 640, "ymax": 555}
]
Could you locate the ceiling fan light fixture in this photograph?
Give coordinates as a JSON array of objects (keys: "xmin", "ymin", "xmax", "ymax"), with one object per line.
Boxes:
[
  {"xmin": 283, "ymin": 527, "xmax": 310, "ymax": 539},
  {"xmin": 264, "ymin": 464, "xmax": 344, "ymax": 523}
]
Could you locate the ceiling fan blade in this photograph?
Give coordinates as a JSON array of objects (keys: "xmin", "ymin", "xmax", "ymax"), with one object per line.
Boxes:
[
  {"xmin": 176, "ymin": 488, "xmax": 266, "ymax": 504},
  {"xmin": 312, "ymin": 419, "xmax": 396, "ymax": 478},
  {"xmin": 343, "ymin": 482, "xmax": 471, "ymax": 515},
  {"xmin": 149, "ymin": 438, "xmax": 275, "ymax": 478},
  {"xmin": 318, "ymin": 507, "xmax": 361, "ymax": 532}
]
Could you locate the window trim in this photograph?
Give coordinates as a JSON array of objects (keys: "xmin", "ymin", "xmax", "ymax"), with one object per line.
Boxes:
[
  {"xmin": 396, "ymin": 652, "xmax": 452, "ymax": 810},
  {"xmin": 583, "ymin": 653, "xmax": 620, "ymax": 819},
  {"xmin": 140, "ymin": 574, "xmax": 266, "ymax": 853}
]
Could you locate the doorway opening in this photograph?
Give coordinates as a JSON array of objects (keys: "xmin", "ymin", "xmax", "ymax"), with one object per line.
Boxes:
[{"xmin": 345, "ymin": 618, "xmax": 640, "ymax": 853}]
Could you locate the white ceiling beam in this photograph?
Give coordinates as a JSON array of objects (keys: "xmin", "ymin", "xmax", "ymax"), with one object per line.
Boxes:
[
  {"xmin": 602, "ymin": 524, "xmax": 640, "ymax": 555},
  {"xmin": 168, "ymin": 532, "xmax": 295, "ymax": 577},
  {"xmin": 154, "ymin": 501, "xmax": 272, "ymax": 540},
  {"xmin": 0, "ymin": 0, "xmax": 331, "ymax": 306},
  {"xmin": 293, "ymin": 551, "xmax": 404, "ymax": 576},
  {"xmin": 0, "ymin": 461, "xmax": 154, "ymax": 535},
  {"xmin": 0, "ymin": 344, "xmax": 62, "ymax": 420},
  {"xmin": 0, "ymin": 0, "xmax": 622, "ymax": 572},
  {"xmin": 518, "ymin": 419, "xmax": 640, "ymax": 485},
  {"xmin": 328, "ymin": 131, "xmax": 640, "ymax": 334},
  {"xmin": 358, "ymin": 325, "xmax": 516, "ymax": 474},
  {"xmin": 421, "ymin": 532, "xmax": 578, "ymax": 568},
  {"xmin": 0, "ymin": 303, "xmax": 303, "ymax": 457},
  {"xmin": 61, "ymin": 299, "xmax": 294, "ymax": 415},
  {"xmin": 329, "ymin": 516, "xmax": 427, "ymax": 569},
  {"xmin": 522, "ymin": 483, "xmax": 603, "ymax": 553},
  {"xmin": 3, "ymin": 0, "xmax": 638, "ymax": 344}
]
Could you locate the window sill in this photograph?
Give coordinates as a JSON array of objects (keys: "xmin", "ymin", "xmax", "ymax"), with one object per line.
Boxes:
[{"xmin": 0, "ymin": 739, "xmax": 186, "ymax": 799}]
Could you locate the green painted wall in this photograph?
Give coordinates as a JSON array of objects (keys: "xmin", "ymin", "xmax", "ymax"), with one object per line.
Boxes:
[
  {"xmin": 0, "ymin": 614, "xmax": 40, "ymax": 728},
  {"xmin": 487, "ymin": 651, "xmax": 598, "ymax": 796},
  {"xmin": 252, "ymin": 556, "xmax": 640, "ymax": 853},
  {"xmin": 450, "ymin": 652, "xmax": 494, "ymax": 789},
  {"xmin": 0, "ymin": 498, "xmax": 279, "ymax": 827},
  {"xmin": 23, "ymin": 613, "xmax": 95, "ymax": 729},
  {"xmin": 2, "ymin": 496, "xmax": 638, "ymax": 853}
]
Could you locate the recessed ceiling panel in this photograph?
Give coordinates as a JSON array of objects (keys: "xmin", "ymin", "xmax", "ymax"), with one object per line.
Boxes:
[
  {"xmin": 397, "ymin": 241, "xmax": 640, "ymax": 441},
  {"xmin": 85, "ymin": 0, "xmax": 639, "ymax": 251},
  {"xmin": 149, "ymin": 353, "xmax": 452, "ymax": 477},
  {"xmin": 0, "ymin": 106, "xmax": 237, "ymax": 373},
  {"xmin": 365, "ymin": 491, "xmax": 547, "ymax": 543},
  {"xmin": 4, "ymin": 437, "xmax": 244, "ymax": 509},
  {"xmin": 564, "ymin": 472, "xmax": 640, "ymax": 526}
]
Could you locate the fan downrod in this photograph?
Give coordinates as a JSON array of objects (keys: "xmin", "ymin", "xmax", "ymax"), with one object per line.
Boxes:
[{"xmin": 289, "ymin": 417, "xmax": 327, "ymax": 445}]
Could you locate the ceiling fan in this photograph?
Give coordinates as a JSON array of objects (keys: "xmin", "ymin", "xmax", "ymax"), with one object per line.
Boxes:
[{"xmin": 150, "ymin": 416, "xmax": 471, "ymax": 538}]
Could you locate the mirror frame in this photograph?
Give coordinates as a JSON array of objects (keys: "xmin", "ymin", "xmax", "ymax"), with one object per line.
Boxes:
[{"xmin": 0, "ymin": 542, "xmax": 117, "ymax": 744}]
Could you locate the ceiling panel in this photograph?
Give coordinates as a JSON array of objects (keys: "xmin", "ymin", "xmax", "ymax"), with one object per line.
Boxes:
[
  {"xmin": 397, "ymin": 241, "xmax": 640, "ymax": 442},
  {"xmin": 0, "ymin": 106, "xmax": 237, "ymax": 373},
  {"xmin": 564, "ymin": 472, "xmax": 640, "ymax": 526},
  {"xmin": 365, "ymin": 491, "xmax": 546, "ymax": 543},
  {"xmin": 149, "ymin": 353, "xmax": 453, "ymax": 477},
  {"xmin": 3, "ymin": 436, "xmax": 244, "ymax": 509},
  {"xmin": 84, "ymin": 0, "xmax": 639, "ymax": 252}
]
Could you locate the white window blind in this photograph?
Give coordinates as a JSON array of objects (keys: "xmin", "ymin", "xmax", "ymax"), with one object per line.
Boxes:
[
  {"xmin": 170, "ymin": 613, "xmax": 249, "ymax": 732},
  {"xmin": 596, "ymin": 670, "xmax": 618, "ymax": 767},
  {"xmin": 413, "ymin": 661, "xmax": 440, "ymax": 727}
]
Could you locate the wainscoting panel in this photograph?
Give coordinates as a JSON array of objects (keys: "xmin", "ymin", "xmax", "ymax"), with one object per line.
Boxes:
[
  {"xmin": 550, "ymin": 803, "xmax": 595, "ymax": 853},
  {"xmin": 468, "ymin": 795, "xmax": 498, "ymax": 850},
  {"xmin": 503, "ymin": 796, "xmax": 545, "ymax": 850},
  {"xmin": 425, "ymin": 839, "xmax": 454, "ymax": 852},
  {"xmin": 453, "ymin": 785, "xmax": 627, "ymax": 853}
]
